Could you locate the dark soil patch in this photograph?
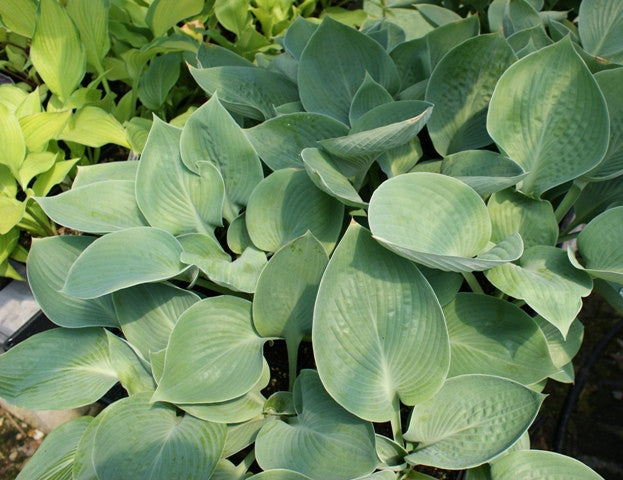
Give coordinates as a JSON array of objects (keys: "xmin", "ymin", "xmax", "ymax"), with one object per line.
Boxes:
[{"xmin": 0, "ymin": 407, "xmax": 44, "ymax": 479}]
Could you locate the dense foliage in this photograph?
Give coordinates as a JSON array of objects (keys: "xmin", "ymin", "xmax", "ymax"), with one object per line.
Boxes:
[{"xmin": 1, "ymin": 0, "xmax": 623, "ymax": 479}]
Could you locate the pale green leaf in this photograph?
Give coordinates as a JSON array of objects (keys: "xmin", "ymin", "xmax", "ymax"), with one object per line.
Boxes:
[
  {"xmin": 60, "ymin": 106, "xmax": 130, "ymax": 148},
  {"xmin": 214, "ymin": 0, "xmax": 250, "ymax": 36},
  {"xmin": 249, "ymin": 471, "xmax": 312, "ymax": 480},
  {"xmin": 73, "ymin": 161, "xmax": 138, "ymax": 188},
  {"xmin": 146, "ymin": 0, "xmax": 204, "ymax": 36},
  {"xmin": 0, "ymin": 0, "xmax": 37, "ymax": 37},
  {"xmin": 490, "ymin": 450, "xmax": 604, "ymax": 480},
  {"xmin": 15, "ymin": 152, "xmax": 56, "ymax": 190},
  {"xmin": 574, "ymin": 176, "xmax": 623, "ymax": 225},
  {"xmin": 0, "ymin": 197, "xmax": 25, "ymax": 235},
  {"xmin": 349, "ymin": 73, "xmax": 394, "ymax": 125},
  {"xmin": 32, "ymin": 158, "xmax": 80, "ymax": 197},
  {"xmin": 284, "ymin": 16, "xmax": 319, "ymax": 60},
  {"xmin": 227, "ymin": 213, "xmax": 253, "ymax": 254},
  {"xmin": 533, "ymin": 316, "xmax": 584, "ymax": 369},
  {"xmin": 578, "ymin": 0, "xmax": 623, "ymax": 64},
  {"xmin": 0, "ymin": 103, "xmax": 26, "ymax": 175},
  {"xmin": 19, "ymin": 111, "xmax": 71, "ymax": 152}
]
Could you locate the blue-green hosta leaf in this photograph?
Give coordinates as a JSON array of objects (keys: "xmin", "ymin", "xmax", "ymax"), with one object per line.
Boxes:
[
  {"xmin": 245, "ymin": 113, "xmax": 349, "ymax": 171},
  {"xmin": 227, "ymin": 214, "xmax": 253, "ymax": 254},
  {"xmin": 404, "ymin": 375, "xmax": 544, "ymax": 469},
  {"xmin": 0, "ymin": 328, "xmax": 148, "ymax": 409},
  {"xmin": 284, "ymin": 16, "xmax": 319, "ymax": 60},
  {"xmin": 569, "ymin": 206, "xmax": 623, "ymax": 283},
  {"xmin": 490, "ymin": 450, "xmax": 604, "ymax": 480},
  {"xmin": 113, "ymin": 282, "xmax": 199, "ymax": 359},
  {"xmin": 255, "ymin": 370, "xmax": 378, "ymax": 479},
  {"xmin": 136, "ymin": 118, "xmax": 224, "ymax": 235},
  {"xmin": 302, "ymin": 148, "xmax": 367, "ymax": 208},
  {"xmin": 533, "ymin": 316, "xmax": 584, "ymax": 369},
  {"xmin": 487, "ymin": 38, "xmax": 609, "ymax": 198},
  {"xmin": 153, "ymin": 296, "xmax": 265, "ymax": 404},
  {"xmin": 368, "ymin": 172, "xmax": 523, "ymax": 272},
  {"xmin": 196, "ymin": 43, "xmax": 254, "ymax": 68},
  {"xmin": 146, "ymin": 0, "xmax": 204, "ymax": 36},
  {"xmin": 444, "ymin": 293, "xmax": 556, "ymax": 384},
  {"xmin": 190, "ymin": 65, "xmax": 299, "ymax": 120},
  {"xmin": 578, "ymin": 0, "xmax": 623, "ymax": 64},
  {"xmin": 106, "ymin": 331, "xmax": 155, "ymax": 394},
  {"xmin": 487, "ymin": 189, "xmax": 558, "ymax": 248},
  {"xmin": 0, "ymin": 103, "xmax": 26, "ymax": 175},
  {"xmin": 362, "ymin": 20, "xmax": 406, "ymax": 51},
  {"xmin": 349, "ymin": 73, "xmax": 394, "ymax": 125},
  {"xmin": 298, "ymin": 16, "xmax": 399, "ymax": 124},
  {"xmin": 370, "ymin": 4, "xmax": 460, "ymax": 41},
  {"xmin": 377, "ymin": 137, "xmax": 424, "ymax": 178},
  {"xmin": 28, "ymin": 236, "xmax": 117, "ymax": 328},
  {"xmin": 574, "ymin": 176, "xmax": 623, "ymax": 225},
  {"xmin": 63, "ymin": 227, "xmax": 188, "ymax": 299},
  {"xmin": 223, "ymin": 418, "xmax": 274, "ymax": 458},
  {"xmin": 92, "ymin": 393, "xmax": 226, "ymax": 480},
  {"xmin": 31, "ymin": 0, "xmax": 85, "ymax": 101},
  {"xmin": 441, "ymin": 151, "xmax": 526, "ymax": 197},
  {"xmin": 60, "ymin": 106, "xmax": 130, "ymax": 148},
  {"xmin": 73, "ymin": 161, "xmax": 138, "ymax": 188},
  {"xmin": 179, "ymin": 233, "xmax": 267, "ymax": 293},
  {"xmin": 486, "ymin": 246, "xmax": 593, "ymax": 338},
  {"xmin": 426, "ymin": 34, "xmax": 516, "ymax": 156},
  {"xmin": 585, "ymin": 68, "xmax": 623, "ymax": 180},
  {"xmin": 502, "ymin": 0, "xmax": 542, "ymax": 37},
  {"xmin": 180, "ymin": 95, "xmax": 263, "ymax": 219},
  {"xmin": 16, "ymin": 416, "xmax": 92, "ymax": 480},
  {"xmin": 138, "ymin": 53, "xmax": 181, "ymax": 111},
  {"xmin": 246, "ymin": 169, "xmax": 344, "ymax": 253},
  {"xmin": 253, "ymin": 232, "xmax": 328, "ymax": 350},
  {"xmin": 506, "ymin": 26, "xmax": 552, "ymax": 57},
  {"xmin": 313, "ymin": 223, "xmax": 449, "ymax": 422},
  {"xmin": 418, "ymin": 266, "xmax": 463, "ymax": 307},
  {"xmin": 36, "ymin": 181, "xmax": 147, "ymax": 233},
  {"xmin": 249, "ymin": 471, "xmax": 312, "ymax": 480},
  {"xmin": 179, "ymin": 360, "xmax": 270, "ymax": 424}
]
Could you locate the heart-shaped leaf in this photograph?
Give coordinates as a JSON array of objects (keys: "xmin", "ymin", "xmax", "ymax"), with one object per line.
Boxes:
[
  {"xmin": 491, "ymin": 450, "xmax": 604, "ymax": 480},
  {"xmin": 255, "ymin": 370, "xmax": 378, "ymax": 480},
  {"xmin": 404, "ymin": 375, "xmax": 544, "ymax": 469},
  {"xmin": 313, "ymin": 223, "xmax": 449, "ymax": 422}
]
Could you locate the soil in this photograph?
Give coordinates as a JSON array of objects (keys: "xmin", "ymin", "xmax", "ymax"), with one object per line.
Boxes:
[{"xmin": 0, "ymin": 406, "xmax": 44, "ymax": 479}]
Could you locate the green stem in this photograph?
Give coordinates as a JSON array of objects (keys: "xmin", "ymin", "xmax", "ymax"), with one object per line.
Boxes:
[
  {"xmin": 554, "ymin": 180, "xmax": 587, "ymax": 223},
  {"xmin": 462, "ymin": 272, "xmax": 484, "ymax": 295},
  {"xmin": 286, "ymin": 336, "xmax": 300, "ymax": 392},
  {"xmin": 557, "ymin": 231, "xmax": 579, "ymax": 244},
  {"xmin": 23, "ymin": 204, "xmax": 57, "ymax": 236},
  {"xmin": 235, "ymin": 450, "xmax": 256, "ymax": 476},
  {"xmin": 391, "ymin": 396, "xmax": 404, "ymax": 447}
]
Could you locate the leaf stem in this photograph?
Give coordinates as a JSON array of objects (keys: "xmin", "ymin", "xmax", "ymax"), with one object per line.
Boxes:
[
  {"xmin": 391, "ymin": 396, "xmax": 404, "ymax": 447},
  {"xmin": 462, "ymin": 272, "xmax": 484, "ymax": 294},
  {"xmin": 554, "ymin": 180, "xmax": 587, "ymax": 223},
  {"xmin": 235, "ymin": 450, "xmax": 256, "ymax": 476},
  {"xmin": 286, "ymin": 336, "xmax": 300, "ymax": 392}
]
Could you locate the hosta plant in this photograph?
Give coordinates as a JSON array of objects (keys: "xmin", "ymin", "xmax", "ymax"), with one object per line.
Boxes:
[{"xmin": 1, "ymin": 1, "xmax": 622, "ymax": 479}]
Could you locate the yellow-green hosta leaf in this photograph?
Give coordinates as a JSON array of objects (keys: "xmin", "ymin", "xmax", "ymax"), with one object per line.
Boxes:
[
  {"xmin": 255, "ymin": 370, "xmax": 378, "ymax": 480},
  {"xmin": 15, "ymin": 152, "xmax": 56, "ymax": 190},
  {"xmin": 491, "ymin": 450, "xmax": 604, "ymax": 480},
  {"xmin": 60, "ymin": 106, "xmax": 130, "ymax": 148},
  {"xmin": 0, "ymin": 197, "xmax": 25, "ymax": 235},
  {"xmin": 36, "ymin": 180, "xmax": 147, "ymax": 233},
  {"xmin": 487, "ymin": 188, "xmax": 558, "ymax": 248},
  {"xmin": 404, "ymin": 375, "xmax": 544, "ymax": 469},
  {"xmin": 444, "ymin": 293, "xmax": 556, "ymax": 384},
  {"xmin": 569, "ymin": 206, "xmax": 623, "ymax": 283},
  {"xmin": 113, "ymin": 282, "xmax": 199, "ymax": 360},
  {"xmin": 245, "ymin": 113, "xmax": 349, "ymax": 171},
  {"xmin": 19, "ymin": 111, "xmax": 71, "ymax": 152},
  {"xmin": 245, "ymin": 169, "xmax": 344, "ymax": 253},
  {"xmin": 32, "ymin": 158, "xmax": 79, "ymax": 197},
  {"xmin": 92, "ymin": 393, "xmax": 226, "ymax": 480},
  {"xmin": 152, "ymin": 296, "xmax": 266, "ymax": 404},
  {"xmin": 0, "ymin": 0, "xmax": 37, "ymax": 37},
  {"xmin": 0, "ymin": 165, "xmax": 17, "ymax": 198},
  {"xmin": 31, "ymin": 0, "xmax": 86, "ymax": 102},
  {"xmin": 368, "ymin": 172, "xmax": 523, "ymax": 272},
  {"xmin": 578, "ymin": 0, "xmax": 623, "ymax": 64},
  {"xmin": 0, "ymin": 85, "xmax": 29, "ymax": 113},
  {"xmin": 146, "ymin": 0, "xmax": 204, "ymax": 36},
  {"xmin": 313, "ymin": 224, "xmax": 450, "ymax": 422},
  {"xmin": 0, "ymin": 103, "xmax": 26, "ymax": 175},
  {"xmin": 63, "ymin": 227, "xmax": 189, "ymax": 299},
  {"xmin": 298, "ymin": 17, "xmax": 399, "ymax": 124},
  {"xmin": 426, "ymin": 34, "xmax": 516, "ymax": 156},
  {"xmin": 28, "ymin": 236, "xmax": 118, "ymax": 328},
  {"xmin": 136, "ymin": 118, "xmax": 224, "ymax": 236},
  {"xmin": 66, "ymin": 0, "xmax": 110, "ymax": 72},
  {"xmin": 487, "ymin": 38, "xmax": 609, "ymax": 198},
  {"xmin": 486, "ymin": 246, "xmax": 593, "ymax": 338},
  {"xmin": 441, "ymin": 151, "xmax": 526, "ymax": 197}
]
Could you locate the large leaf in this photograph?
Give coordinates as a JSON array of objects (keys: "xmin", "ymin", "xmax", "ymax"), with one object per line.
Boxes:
[
  {"xmin": 368, "ymin": 172, "xmax": 523, "ymax": 272},
  {"xmin": 0, "ymin": 103, "xmax": 26, "ymax": 175},
  {"xmin": 152, "ymin": 296, "xmax": 266, "ymax": 404},
  {"xmin": 31, "ymin": 0, "xmax": 85, "ymax": 101},
  {"xmin": 313, "ymin": 223, "xmax": 449, "ymax": 422},
  {"xmin": 245, "ymin": 113, "xmax": 349, "ymax": 171},
  {"xmin": 578, "ymin": 0, "xmax": 623, "ymax": 64},
  {"xmin": 63, "ymin": 227, "xmax": 188, "ymax": 299},
  {"xmin": 0, "ymin": 0, "xmax": 37, "ymax": 37},
  {"xmin": 113, "ymin": 282, "xmax": 199, "ymax": 359},
  {"xmin": 36, "ymin": 180, "xmax": 147, "ymax": 233},
  {"xmin": 73, "ymin": 161, "xmax": 138, "ymax": 188},
  {"xmin": 426, "ymin": 34, "xmax": 516, "ymax": 155},
  {"xmin": 136, "ymin": 118, "xmax": 224, "ymax": 235},
  {"xmin": 485, "ymin": 246, "xmax": 593, "ymax": 338},
  {"xmin": 28, "ymin": 236, "xmax": 117, "ymax": 328},
  {"xmin": 349, "ymin": 73, "xmax": 394, "ymax": 125},
  {"xmin": 533, "ymin": 316, "xmax": 584, "ymax": 370},
  {"xmin": 487, "ymin": 38, "xmax": 609, "ymax": 198},
  {"xmin": 569, "ymin": 206, "xmax": 623, "ymax": 283},
  {"xmin": 190, "ymin": 65, "xmax": 299, "ymax": 120},
  {"xmin": 245, "ymin": 169, "xmax": 344, "ymax": 253},
  {"xmin": 146, "ymin": 0, "xmax": 204, "ymax": 36},
  {"xmin": 180, "ymin": 94, "xmax": 263, "ymax": 219},
  {"xmin": 298, "ymin": 16, "xmax": 399, "ymax": 124},
  {"xmin": 66, "ymin": 0, "xmax": 110, "ymax": 72},
  {"xmin": 92, "ymin": 393, "xmax": 226, "ymax": 480},
  {"xmin": 16, "ymin": 416, "xmax": 92, "ymax": 480},
  {"xmin": 490, "ymin": 450, "xmax": 604, "ymax": 480},
  {"xmin": 19, "ymin": 111, "xmax": 71, "ymax": 152},
  {"xmin": 255, "ymin": 370, "xmax": 378, "ymax": 480},
  {"xmin": 404, "ymin": 375, "xmax": 544, "ymax": 469},
  {"xmin": 444, "ymin": 293, "xmax": 556, "ymax": 384}
]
